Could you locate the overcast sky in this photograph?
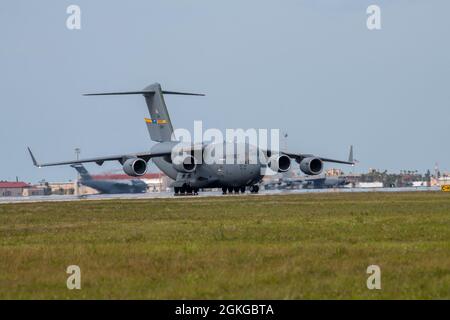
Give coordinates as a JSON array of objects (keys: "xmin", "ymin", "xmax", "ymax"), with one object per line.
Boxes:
[{"xmin": 1, "ymin": 0, "xmax": 449, "ymax": 183}]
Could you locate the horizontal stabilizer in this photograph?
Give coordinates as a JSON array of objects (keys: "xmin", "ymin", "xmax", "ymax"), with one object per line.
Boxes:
[
  {"xmin": 84, "ymin": 91, "xmax": 205, "ymax": 97},
  {"xmin": 84, "ymin": 82, "xmax": 205, "ymax": 142}
]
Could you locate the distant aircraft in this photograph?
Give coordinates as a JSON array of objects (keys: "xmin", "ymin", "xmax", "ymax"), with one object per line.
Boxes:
[
  {"xmin": 264, "ymin": 175, "xmax": 349, "ymax": 190},
  {"xmin": 300, "ymin": 175, "xmax": 349, "ymax": 189},
  {"xmin": 28, "ymin": 82, "xmax": 354, "ymax": 195},
  {"xmin": 71, "ymin": 164, "xmax": 148, "ymax": 194}
]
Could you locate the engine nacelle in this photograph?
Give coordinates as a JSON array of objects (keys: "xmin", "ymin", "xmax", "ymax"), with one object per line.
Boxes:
[
  {"xmin": 123, "ymin": 158, "xmax": 148, "ymax": 177},
  {"xmin": 299, "ymin": 157, "xmax": 323, "ymax": 175},
  {"xmin": 172, "ymin": 154, "xmax": 197, "ymax": 173},
  {"xmin": 268, "ymin": 155, "xmax": 291, "ymax": 173}
]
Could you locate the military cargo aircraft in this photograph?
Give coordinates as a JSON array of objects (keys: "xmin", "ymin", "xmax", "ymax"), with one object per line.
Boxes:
[
  {"xmin": 300, "ymin": 175, "xmax": 349, "ymax": 189},
  {"xmin": 28, "ymin": 83, "xmax": 354, "ymax": 195},
  {"xmin": 71, "ymin": 164, "xmax": 148, "ymax": 194}
]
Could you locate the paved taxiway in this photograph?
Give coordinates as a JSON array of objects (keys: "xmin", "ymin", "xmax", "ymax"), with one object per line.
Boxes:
[{"xmin": 0, "ymin": 187, "xmax": 441, "ymax": 204}]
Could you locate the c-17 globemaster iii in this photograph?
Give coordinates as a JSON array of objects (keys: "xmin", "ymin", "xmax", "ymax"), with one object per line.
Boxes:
[
  {"xmin": 28, "ymin": 83, "xmax": 354, "ymax": 195},
  {"xmin": 71, "ymin": 164, "xmax": 148, "ymax": 194}
]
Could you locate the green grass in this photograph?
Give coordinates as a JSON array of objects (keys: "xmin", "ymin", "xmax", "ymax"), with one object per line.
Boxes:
[{"xmin": 0, "ymin": 192, "xmax": 449, "ymax": 299}]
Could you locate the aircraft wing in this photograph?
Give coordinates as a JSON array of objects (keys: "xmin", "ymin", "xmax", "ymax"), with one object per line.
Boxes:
[
  {"xmin": 282, "ymin": 145, "xmax": 355, "ymax": 165},
  {"xmin": 27, "ymin": 147, "xmax": 170, "ymax": 168},
  {"xmin": 282, "ymin": 153, "xmax": 355, "ymax": 165},
  {"xmin": 313, "ymin": 156, "xmax": 354, "ymax": 165}
]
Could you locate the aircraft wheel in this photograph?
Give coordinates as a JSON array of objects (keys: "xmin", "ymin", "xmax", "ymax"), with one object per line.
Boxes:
[
  {"xmin": 174, "ymin": 187, "xmax": 180, "ymax": 195},
  {"xmin": 193, "ymin": 187, "xmax": 199, "ymax": 195},
  {"xmin": 180, "ymin": 186, "xmax": 186, "ymax": 194},
  {"xmin": 240, "ymin": 186, "xmax": 246, "ymax": 193},
  {"xmin": 254, "ymin": 185, "xmax": 259, "ymax": 193},
  {"xmin": 186, "ymin": 186, "xmax": 193, "ymax": 194},
  {"xmin": 222, "ymin": 187, "xmax": 227, "ymax": 194},
  {"xmin": 233, "ymin": 187, "xmax": 240, "ymax": 193},
  {"xmin": 227, "ymin": 187, "xmax": 233, "ymax": 194}
]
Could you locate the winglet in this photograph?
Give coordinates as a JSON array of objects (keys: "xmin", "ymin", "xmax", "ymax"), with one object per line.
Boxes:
[
  {"xmin": 348, "ymin": 145, "xmax": 359, "ymax": 165},
  {"xmin": 27, "ymin": 147, "xmax": 40, "ymax": 167},
  {"xmin": 348, "ymin": 145, "xmax": 354, "ymax": 164}
]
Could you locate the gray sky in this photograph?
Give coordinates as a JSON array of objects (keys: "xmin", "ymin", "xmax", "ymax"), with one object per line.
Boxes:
[{"xmin": 1, "ymin": 0, "xmax": 449, "ymax": 183}]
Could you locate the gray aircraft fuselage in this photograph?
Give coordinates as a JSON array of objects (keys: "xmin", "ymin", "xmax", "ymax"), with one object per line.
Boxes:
[
  {"xmin": 72, "ymin": 163, "xmax": 148, "ymax": 194},
  {"xmin": 302, "ymin": 176, "xmax": 348, "ymax": 189},
  {"xmin": 80, "ymin": 178, "xmax": 148, "ymax": 194},
  {"xmin": 150, "ymin": 141, "xmax": 264, "ymax": 189}
]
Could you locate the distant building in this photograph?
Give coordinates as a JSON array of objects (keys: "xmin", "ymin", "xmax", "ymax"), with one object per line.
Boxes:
[
  {"xmin": 325, "ymin": 168, "xmax": 344, "ymax": 176},
  {"xmin": 411, "ymin": 181, "xmax": 427, "ymax": 187},
  {"xmin": 357, "ymin": 182, "xmax": 383, "ymax": 188},
  {"xmin": 23, "ymin": 186, "xmax": 47, "ymax": 197},
  {"xmin": 438, "ymin": 176, "xmax": 450, "ymax": 186},
  {"xmin": 0, "ymin": 182, "xmax": 30, "ymax": 197},
  {"xmin": 48, "ymin": 182, "xmax": 76, "ymax": 195},
  {"xmin": 430, "ymin": 177, "xmax": 439, "ymax": 187}
]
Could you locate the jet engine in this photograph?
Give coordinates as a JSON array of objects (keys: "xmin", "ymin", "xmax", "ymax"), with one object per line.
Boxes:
[
  {"xmin": 299, "ymin": 157, "xmax": 323, "ymax": 175},
  {"xmin": 123, "ymin": 158, "xmax": 148, "ymax": 177},
  {"xmin": 172, "ymin": 154, "xmax": 197, "ymax": 173},
  {"xmin": 268, "ymin": 155, "xmax": 291, "ymax": 173}
]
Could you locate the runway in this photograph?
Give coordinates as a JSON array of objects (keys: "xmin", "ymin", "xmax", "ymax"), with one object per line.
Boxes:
[{"xmin": 0, "ymin": 186, "xmax": 441, "ymax": 204}]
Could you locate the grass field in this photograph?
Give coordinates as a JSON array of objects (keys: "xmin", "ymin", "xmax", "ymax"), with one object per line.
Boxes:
[{"xmin": 0, "ymin": 192, "xmax": 449, "ymax": 299}]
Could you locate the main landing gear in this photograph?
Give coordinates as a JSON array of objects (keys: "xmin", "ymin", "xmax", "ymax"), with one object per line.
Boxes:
[
  {"xmin": 174, "ymin": 185, "xmax": 199, "ymax": 196},
  {"xmin": 221, "ymin": 185, "xmax": 259, "ymax": 195},
  {"xmin": 174, "ymin": 184, "xmax": 259, "ymax": 196},
  {"xmin": 222, "ymin": 187, "xmax": 242, "ymax": 194},
  {"xmin": 249, "ymin": 185, "xmax": 259, "ymax": 194}
]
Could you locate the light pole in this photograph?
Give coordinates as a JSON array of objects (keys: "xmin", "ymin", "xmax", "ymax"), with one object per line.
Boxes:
[
  {"xmin": 74, "ymin": 148, "xmax": 81, "ymax": 195},
  {"xmin": 75, "ymin": 148, "xmax": 81, "ymax": 161}
]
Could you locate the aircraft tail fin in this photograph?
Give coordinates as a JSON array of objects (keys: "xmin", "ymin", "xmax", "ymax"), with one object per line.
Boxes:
[
  {"xmin": 84, "ymin": 83, "xmax": 204, "ymax": 142},
  {"xmin": 71, "ymin": 164, "xmax": 92, "ymax": 181}
]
